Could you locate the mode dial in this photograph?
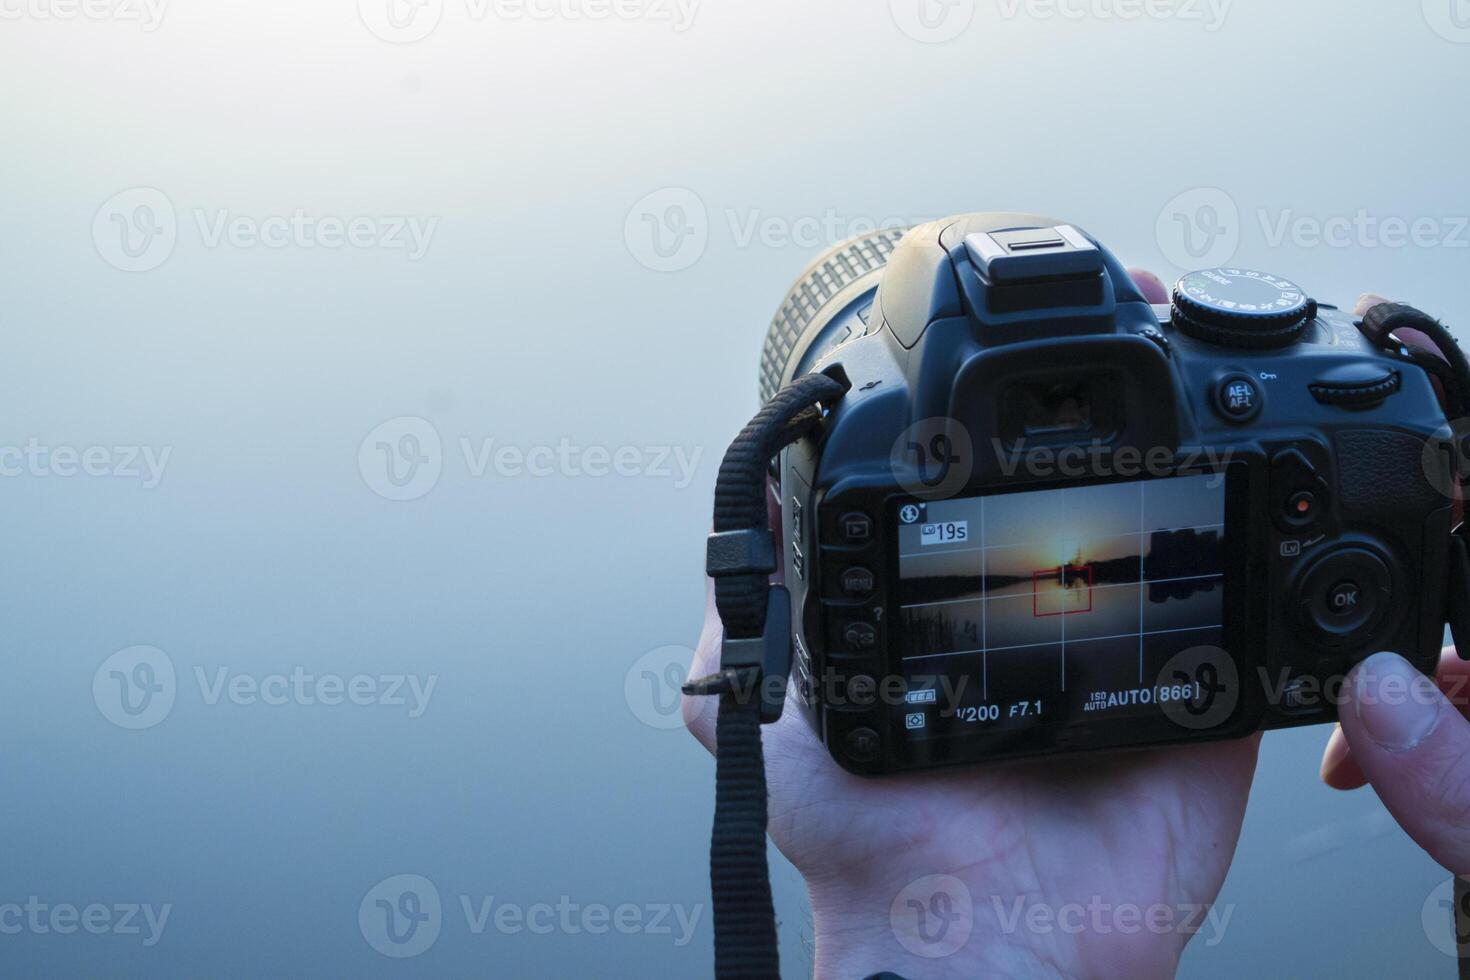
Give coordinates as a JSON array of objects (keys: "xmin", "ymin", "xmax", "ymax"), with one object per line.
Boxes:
[{"xmin": 1172, "ymin": 269, "xmax": 1315, "ymax": 349}]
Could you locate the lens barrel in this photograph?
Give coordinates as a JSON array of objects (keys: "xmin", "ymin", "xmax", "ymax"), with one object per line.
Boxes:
[{"xmin": 758, "ymin": 227, "xmax": 910, "ymax": 404}]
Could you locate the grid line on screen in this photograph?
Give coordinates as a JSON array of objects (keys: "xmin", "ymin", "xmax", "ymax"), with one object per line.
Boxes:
[{"xmin": 895, "ymin": 476, "xmax": 1228, "ymax": 687}]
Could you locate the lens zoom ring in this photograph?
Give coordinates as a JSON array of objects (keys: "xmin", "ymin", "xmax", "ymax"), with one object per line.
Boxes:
[{"xmin": 758, "ymin": 227, "xmax": 909, "ymax": 404}]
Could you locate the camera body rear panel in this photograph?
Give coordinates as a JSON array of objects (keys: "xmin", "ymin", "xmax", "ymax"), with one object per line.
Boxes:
[{"xmin": 773, "ymin": 213, "xmax": 1456, "ymax": 774}]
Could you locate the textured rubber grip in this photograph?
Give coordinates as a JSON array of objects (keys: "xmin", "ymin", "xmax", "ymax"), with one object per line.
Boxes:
[{"xmin": 757, "ymin": 226, "xmax": 909, "ymax": 404}]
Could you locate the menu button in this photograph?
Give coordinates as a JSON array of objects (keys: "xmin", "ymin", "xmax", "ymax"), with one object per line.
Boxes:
[{"xmin": 840, "ymin": 566, "xmax": 876, "ymax": 599}]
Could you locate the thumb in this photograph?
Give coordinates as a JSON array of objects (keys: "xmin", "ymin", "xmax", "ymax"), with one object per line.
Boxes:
[{"xmin": 1338, "ymin": 651, "xmax": 1470, "ymax": 874}]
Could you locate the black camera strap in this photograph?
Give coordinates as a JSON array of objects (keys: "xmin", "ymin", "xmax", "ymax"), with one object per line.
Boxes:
[{"xmin": 684, "ymin": 372, "xmax": 847, "ymax": 980}]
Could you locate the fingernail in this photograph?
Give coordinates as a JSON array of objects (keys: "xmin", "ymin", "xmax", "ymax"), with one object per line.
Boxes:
[
  {"xmin": 1353, "ymin": 293, "xmax": 1390, "ymax": 318},
  {"xmin": 1352, "ymin": 652, "xmax": 1440, "ymax": 751}
]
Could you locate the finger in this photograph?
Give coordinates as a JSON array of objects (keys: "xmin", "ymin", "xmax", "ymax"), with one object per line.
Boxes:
[
  {"xmin": 1127, "ymin": 267, "xmax": 1170, "ymax": 305},
  {"xmin": 1321, "ymin": 646, "xmax": 1465, "ymax": 790},
  {"xmin": 1354, "ymin": 292, "xmax": 1391, "ymax": 318},
  {"xmin": 1336, "ymin": 651, "xmax": 1470, "ymax": 873},
  {"xmin": 1320, "ymin": 724, "xmax": 1366, "ymax": 790}
]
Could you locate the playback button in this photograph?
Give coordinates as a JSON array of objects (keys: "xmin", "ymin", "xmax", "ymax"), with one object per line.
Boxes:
[{"xmin": 839, "ymin": 512, "xmax": 873, "ymax": 545}]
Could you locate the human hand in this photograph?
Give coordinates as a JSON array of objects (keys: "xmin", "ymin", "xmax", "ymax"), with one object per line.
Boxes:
[
  {"xmin": 684, "ymin": 583, "xmax": 1257, "ymax": 979},
  {"xmin": 686, "ymin": 266, "xmax": 1257, "ymax": 979},
  {"xmin": 1317, "ymin": 291, "xmax": 1469, "ymax": 872},
  {"xmin": 1317, "ymin": 288, "xmax": 1464, "ymax": 861},
  {"xmin": 1319, "ymin": 646, "xmax": 1469, "ymax": 872}
]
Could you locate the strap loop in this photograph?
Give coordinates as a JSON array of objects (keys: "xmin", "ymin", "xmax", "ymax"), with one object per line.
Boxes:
[{"xmin": 1359, "ymin": 302, "xmax": 1470, "ymax": 417}]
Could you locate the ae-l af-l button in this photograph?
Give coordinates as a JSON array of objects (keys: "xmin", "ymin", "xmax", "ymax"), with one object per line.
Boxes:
[{"xmin": 1214, "ymin": 372, "xmax": 1263, "ymax": 422}]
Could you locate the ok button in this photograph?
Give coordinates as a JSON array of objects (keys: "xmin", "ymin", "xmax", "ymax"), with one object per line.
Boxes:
[
  {"xmin": 1295, "ymin": 545, "xmax": 1393, "ymax": 646},
  {"xmin": 1327, "ymin": 581, "xmax": 1362, "ymax": 616}
]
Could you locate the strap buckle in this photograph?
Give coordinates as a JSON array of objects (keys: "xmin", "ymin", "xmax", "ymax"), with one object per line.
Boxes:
[
  {"xmin": 705, "ymin": 528, "xmax": 777, "ymax": 577},
  {"xmin": 683, "ymin": 585, "xmax": 792, "ymax": 725}
]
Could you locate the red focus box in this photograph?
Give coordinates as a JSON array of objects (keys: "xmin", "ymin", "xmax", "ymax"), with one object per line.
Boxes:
[{"xmin": 1032, "ymin": 565, "xmax": 1093, "ymax": 617}]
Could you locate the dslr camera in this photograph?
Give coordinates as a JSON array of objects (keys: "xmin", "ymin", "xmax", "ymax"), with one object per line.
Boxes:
[{"xmin": 755, "ymin": 212, "xmax": 1468, "ymax": 773}]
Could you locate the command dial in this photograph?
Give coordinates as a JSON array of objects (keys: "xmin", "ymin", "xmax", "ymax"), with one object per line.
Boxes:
[{"xmin": 1172, "ymin": 268, "xmax": 1315, "ymax": 348}]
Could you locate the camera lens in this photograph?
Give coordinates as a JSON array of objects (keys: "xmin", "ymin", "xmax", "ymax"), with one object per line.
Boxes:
[{"xmin": 758, "ymin": 227, "xmax": 910, "ymax": 404}]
